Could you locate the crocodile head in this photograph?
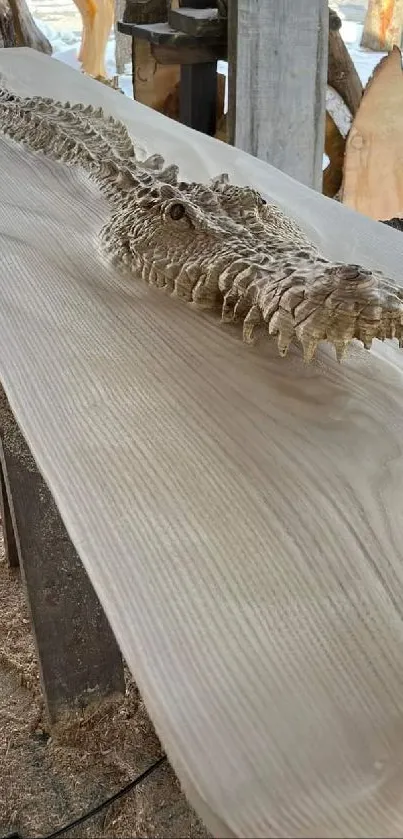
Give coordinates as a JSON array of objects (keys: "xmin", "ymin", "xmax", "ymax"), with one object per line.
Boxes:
[
  {"xmin": 101, "ymin": 173, "xmax": 403, "ymax": 363},
  {"xmin": 0, "ymin": 87, "xmax": 401, "ymax": 363}
]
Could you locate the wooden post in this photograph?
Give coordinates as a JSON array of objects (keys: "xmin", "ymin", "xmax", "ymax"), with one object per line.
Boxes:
[
  {"xmin": 228, "ymin": 0, "xmax": 328, "ymax": 191},
  {"xmin": 180, "ymin": 61, "xmax": 218, "ymax": 134},
  {"xmin": 0, "ymin": 387, "xmax": 125, "ymax": 723}
]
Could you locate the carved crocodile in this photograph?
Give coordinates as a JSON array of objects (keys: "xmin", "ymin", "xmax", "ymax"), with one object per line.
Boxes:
[{"xmin": 0, "ymin": 86, "xmax": 402, "ymax": 363}]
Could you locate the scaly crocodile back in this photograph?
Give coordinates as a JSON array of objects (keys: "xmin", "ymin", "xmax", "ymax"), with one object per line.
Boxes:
[
  {"xmin": 1, "ymin": 84, "xmax": 402, "ymax": 364},
  {"xmin": 0, "ymin": 87, "xmax": 180, "ymax": 201}
]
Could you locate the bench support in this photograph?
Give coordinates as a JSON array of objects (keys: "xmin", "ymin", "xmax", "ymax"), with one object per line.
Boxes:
[
  {"xmin": 180, "ymin": 61, "xmax": 217, "ymax": 134},
  {"xmin": 0, "ymin": 387, "xmax": 125, "ymax": 723}
]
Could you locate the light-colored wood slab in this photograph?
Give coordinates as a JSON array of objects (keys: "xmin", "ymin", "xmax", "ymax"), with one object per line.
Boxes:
[
  {"xmin": 1, "ymin": 48, "xmax": 403, "ymax": 839},
  {"xmin": 342, "ymin": 46, "xmax": 403, "ymax": 220}
]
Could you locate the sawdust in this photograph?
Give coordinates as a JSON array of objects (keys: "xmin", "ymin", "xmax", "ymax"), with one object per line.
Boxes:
[{"xmin": 0, "ymin": 525, "xmax": 209, "ymax": 839}]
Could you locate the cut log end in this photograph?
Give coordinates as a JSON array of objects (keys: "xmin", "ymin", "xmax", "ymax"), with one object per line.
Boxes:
[{"xmin": 342, "ymin": 47, "xmax": 403, "ymax": 220}]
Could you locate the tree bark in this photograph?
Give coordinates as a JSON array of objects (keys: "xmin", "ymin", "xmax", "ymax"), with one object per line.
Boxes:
[
  {"xmin": 323, "ymin": 8, "xmax": 363, "ymax": 198},
  {"xmin": 0, "ymin": 0, "xmax": 15, "ymax": 46},
  {"xmin": 0, "ymin": 0, "xmax": 52, "ymax": 52},
  {"xmin": 328, "ymin": 8, "xmax": 363, "ymax": 116},
  {"xmin": 360, "ymin": 0, "xmax": 403, "ymax": 52}
]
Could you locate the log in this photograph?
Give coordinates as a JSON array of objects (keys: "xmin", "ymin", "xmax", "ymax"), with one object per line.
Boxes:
[
  {"xmin": 322, "ymin": 8, "xmax": 363, "ymax": 198},
  {"xmin": 360, "ymin": 0, "xmax": 403, "ymax": 51},
  {"xmin": 342, "ymin": 47, "xmax": 403, "ymax": 220},
  {"xmin": 323, "ymin": 85, "xmax": 353, "ymax": 197},
  {"xmin": 328, "ymin": 7, "xmax": 363, "ymax": 117},
  {"xmin": 0, "ymin": 0, "xmax": 51, "ymax": 52},
  {"xmin": 323, "ymin": 110, "xmax": 346, "ymax": 198}
]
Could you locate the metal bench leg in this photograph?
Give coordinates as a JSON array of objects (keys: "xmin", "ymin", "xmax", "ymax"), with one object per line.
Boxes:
[
  {"xmin": 180, "ymin": 61, "xmax": 217, "ymax": 136},
  {"xmin": 0, "ymin": 388, "xmax": 125, "ymax": 723}
]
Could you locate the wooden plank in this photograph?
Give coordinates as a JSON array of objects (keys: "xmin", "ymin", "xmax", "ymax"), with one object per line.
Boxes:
[
  {"xmin": 180, "ymin": 60, "xmax": 217, "ymax": 133},
  {"xmin": 0, "ymin": 448, "xmax": 19, "ymax": 568},
  {"xmin": 151, "ymin": 40, "xmax": 224, "ymax": 63},
  {"xmin": 228, "ymin": 0, "xmax": 328, "ymax": 191},
  {"xmin": 120, "ymin": 19, "xmax": 224, "ymax": 47},
  {"xmin": 0, "ymin": 386, "xmax": 125, "ymax": 723},
  {"xmin": 169, "ymin": 7, "xmax": 225, "ymax": 39}
]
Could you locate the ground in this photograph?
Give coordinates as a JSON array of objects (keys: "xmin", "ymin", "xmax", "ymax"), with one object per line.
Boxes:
[{"xmin": 0, "ymin": 527, "xmax": 209, "ymax": 838}]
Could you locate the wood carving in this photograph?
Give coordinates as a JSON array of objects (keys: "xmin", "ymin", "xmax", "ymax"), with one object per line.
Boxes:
[
  {"xmin": 73, "ymin": 0, "xmax": 114, "ymax": 79},
  {"xmin": 361, "ymin": 0, "xmax": 403, "ymax": 51},
  {"xmin": 0, "ymin": 86, "xmax": 402, "ymax": 362},
  {"xmin": 342, "ymin": 46, "xmax": 403, "ymax": 221}
]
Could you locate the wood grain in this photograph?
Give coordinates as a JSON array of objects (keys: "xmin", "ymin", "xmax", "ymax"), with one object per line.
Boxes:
[
  {"xmin": 228, "ymin": 0, "xmax": 328, "ymax": 190},
  {"xmin": 1, "ymin": 48, "xmax": 403, "ymax": 839},
  {"xmin": 342, "ymin": 47, "xmax": 403, "ymax": 220}
]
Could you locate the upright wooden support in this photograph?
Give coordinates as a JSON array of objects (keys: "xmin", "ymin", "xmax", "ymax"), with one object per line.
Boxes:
[
  {"xmin": 180, "ymin": 61, "xmax": 217, "ymax": 134},
  {"xmin": 228, "ymin": 0, "xmax": 328, "ymax": 191},
  {"xmin": 0, "ymin": 386, "xmax": 125, "ymax": 723}
]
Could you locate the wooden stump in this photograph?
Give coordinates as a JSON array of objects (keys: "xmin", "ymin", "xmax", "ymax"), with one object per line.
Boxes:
[{"xmin": 0, "ymin": 0, "xmax": 51, "ymax": 52}]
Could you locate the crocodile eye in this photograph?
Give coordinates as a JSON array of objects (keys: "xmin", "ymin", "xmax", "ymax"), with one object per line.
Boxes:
[{"xmin": 169, "ymin": 203, "xmax": 186, "ymax": 220}]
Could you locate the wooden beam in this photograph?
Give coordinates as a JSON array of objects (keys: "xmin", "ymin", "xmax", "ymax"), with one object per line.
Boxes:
[
  {"xmin": 151, "ymin": 40, "xmax": 223, "ymax": 63},
  {"xmin": 0, "ymin": 387, "xmax": 125, "ymax": 723},
  {"xmin": 228, "ymin": 0, "xmax": 328, "ymax": 191}
]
